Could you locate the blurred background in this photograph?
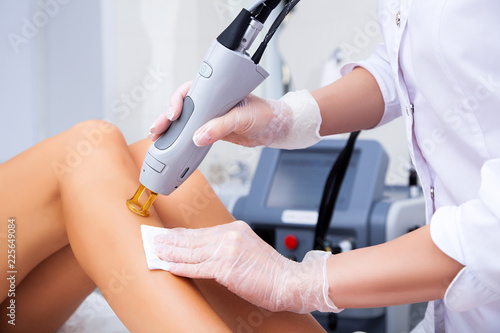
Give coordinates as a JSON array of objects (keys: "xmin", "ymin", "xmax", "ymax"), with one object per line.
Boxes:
[{"xmin": 0, "ymin": 0, "xmax": 409, "ymax": 186}]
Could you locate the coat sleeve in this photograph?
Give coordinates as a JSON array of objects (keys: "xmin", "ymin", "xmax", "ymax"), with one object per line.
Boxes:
[
  {"xmin": 340, "ymin": 43, "xmax": 401, "ymax": 128},
  {"xmin": 431, "ymin": 158, "xmax": 500, "ymax": 311}
]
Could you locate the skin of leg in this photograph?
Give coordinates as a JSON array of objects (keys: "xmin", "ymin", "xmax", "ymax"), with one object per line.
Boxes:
[
  {"xmin": 0, "ymin": 245, "xmax": 95, "ymax": 333},
  {"xmin": 1, "ymin": 120, "xmax": 230, "ymax": 332},
  {"xmin": 0, "ymin": 122, "xmax": 102, "ymax": 332},
  {"xmin": 56, "ymin": 120, "xmax": 232, "ymax": 332},
  {"xmin": 0, "ymin": 130, "xmax": 73, "ymax": 296},
  {"xmin": 0, "ymin": 121, "xmax": 323, "ymax": 332},
  {"xmin": 129, "ymin": 139, "xmax": 326, "ymax": 333}
]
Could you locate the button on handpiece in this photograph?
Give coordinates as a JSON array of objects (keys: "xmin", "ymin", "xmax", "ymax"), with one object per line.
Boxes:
[{"xmin": 198, "ymin": 61, "xmax": 213, "ymax": 78}]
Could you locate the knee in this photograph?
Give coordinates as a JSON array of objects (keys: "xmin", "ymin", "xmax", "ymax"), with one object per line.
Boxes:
[
  {"xmin": 52, "ymin": 120, "xmax": 130, "ymax": 179},
  {"xmin": 64, "ymin": 120, "xmax": 130, "ymax": 157},
  {"xmin": 68, "ymin": 120, "xmax": 124, "ymax": 147}
]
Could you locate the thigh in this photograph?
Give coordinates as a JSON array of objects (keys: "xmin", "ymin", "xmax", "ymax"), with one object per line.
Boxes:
[{"xmin": 0, "ymin": 123, "xmax": 99, "ymax": 299}]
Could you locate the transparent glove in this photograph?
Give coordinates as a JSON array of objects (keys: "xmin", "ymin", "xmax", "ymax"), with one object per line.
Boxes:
[
  {"xmin": 149, "ymin": 81, "xmax": 322, "ymax": 149},
  {"xmin": 148, "ymin": 81, "xmax": 192, "ymax": 141},
  {"xmin": 154, "ymin": 220, "xmax": 341, "ymax": 314}
]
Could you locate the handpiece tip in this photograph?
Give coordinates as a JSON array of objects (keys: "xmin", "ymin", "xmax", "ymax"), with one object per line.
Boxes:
[{"xmin": 126, "ymin": 184, "xmax": 158, "ymax": 217}]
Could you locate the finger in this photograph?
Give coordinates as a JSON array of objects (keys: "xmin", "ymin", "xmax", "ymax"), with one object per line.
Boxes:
[
  {"xmin": 154, "ymin": 220, "xmax": 245, "ymax": 244},
  {"xmin": 167, "ymin": 80, "xmax": 192, "ymax": 121},
  {"xmin": 154, "ymin": 233, "xmax": 208, "ymax": 250},
  {"xmin": 166, "ymin": 262, "xmax": 214, "ymax": 280},
  {"xmin": 153, "ymin": 226, "xmax": 221, "ymax": 248},
  {"xmin": 148, "ymin": 132, "xmax": 163, "ymax": 142},
  {"xmin": 155, "ymin": 244, "xmax": 214, "ymax": 264},
  {"xmin": 148, "ymin": 81, "xmax": 192, "ymax": 137},
  {"xmin": 148, "ymin": 112, "xmax": 171, "ymax": 138},
  {"xmin": 193, "ymin": 106, "xmax": 247, "ymax": 147}
]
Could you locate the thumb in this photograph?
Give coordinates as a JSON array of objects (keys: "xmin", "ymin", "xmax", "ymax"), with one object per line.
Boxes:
[
  {"xmin": 168, "ymin": 262, "xmax": 214, "ymax": 280},
  {"xmin": 166, "ymin": 80, "xmax": 192, "ymax": 121},
  {"xmin": 193, "ymin": 108, "xmax": 244, "ymax": 146},
  {"xmin": 148, "ymin": 81, "xmax": 192, "ymax": 141}
]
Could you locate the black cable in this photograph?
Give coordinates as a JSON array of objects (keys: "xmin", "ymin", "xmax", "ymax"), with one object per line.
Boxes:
[
  {"xmin": 313, "ymin": 131, "xmax": 361, "ymax": 251},
  {"xmin": 253, "ymin": 0, "xmax": 282, "ymax": 23},
  {"xmin": 252, "ymin": 0, "xmax": 301, "ymax": 64}
]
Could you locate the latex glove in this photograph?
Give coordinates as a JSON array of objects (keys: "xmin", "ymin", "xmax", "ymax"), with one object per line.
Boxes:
[
  {"xmin": 149, "ymin": 81, "xmax": 322, "ymax": 149},
  {"xmin": 154, "ymin": 220, "xmax": 341, "ymax": 314}
]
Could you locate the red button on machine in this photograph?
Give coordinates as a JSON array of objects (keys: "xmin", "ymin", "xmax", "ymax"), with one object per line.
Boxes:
[{"xmin": 284, "ymin": 235, "xmax": 298, "ymax": 250}]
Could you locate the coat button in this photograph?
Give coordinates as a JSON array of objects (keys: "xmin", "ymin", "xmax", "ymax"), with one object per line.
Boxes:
[
  {"xmin": 396, "ymin": 11, "xmax": 401, "ymax": 27},
  {"xmin": 430, "ymin": 186, "xmax": 435, "ymax": 199}
]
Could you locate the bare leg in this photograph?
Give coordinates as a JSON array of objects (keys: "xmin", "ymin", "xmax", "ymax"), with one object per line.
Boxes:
[
  {"xmin": 1, "ymin": 120, "xmax": 230, "ymax": 332},
  {"xmin": 55, "ymin": 121, "xmax": 232, "ymax": 332},
  {"xmin": 0, "ymin": 120, "xmax": 323, "ymax": 332},
  {"xmin": 0, "ymin": 246, "xmax": 95, "ymax": 332},
  {"xmin": 0, "ymin": 126, "xmax": 96, "ymax": 332},
  {"xmin": 0, "ymin": 130, "xmax": 70, "ymax": 291}
]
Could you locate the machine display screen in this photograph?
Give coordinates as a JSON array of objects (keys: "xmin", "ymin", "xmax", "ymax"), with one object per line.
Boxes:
[{"xmin": 266, "ymin": 149, "xmax": 359, "ymax": 210}]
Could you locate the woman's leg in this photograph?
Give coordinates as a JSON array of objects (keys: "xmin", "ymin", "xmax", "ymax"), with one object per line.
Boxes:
[
  {"xmin": 129, "ymin": 140, "xmax": 325, "ymax": 332},
  {"xmin": 0, "ymin": 124, "xmax": 96, "ymax": 332},
  {"xmin": 0, "ymin": 245, "xmax": 95, "ymax": 332},
  {"xmin": 0, "ymin": 120, "xmax": 323, "ymax": 332},
  {"xmin": 55, "ymin": 120, "xmax": 232, "ymax": 332},
  {"xmin": 0, "ymin": 127, "xmax": 72, "ymax": 293},
  {"xmin": 1, "ymin": 120, "xmax": 230, "ymax": 332}
]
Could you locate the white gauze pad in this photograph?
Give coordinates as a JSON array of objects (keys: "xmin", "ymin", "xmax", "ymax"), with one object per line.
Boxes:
[{"xmin": 140, "ymin": 224, "xmax": 172, "ymax": 271}]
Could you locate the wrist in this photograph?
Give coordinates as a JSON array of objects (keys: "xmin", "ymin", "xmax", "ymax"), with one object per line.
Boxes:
[
  {"xmin": 285, "ymin": 251, "xmax": 342, "ymax": 314},
  {"xmin": 306, "ymin": 250, "xmax": 343, "ymax": 313},
  {"xmin": 268, "ymin": 90, "xmax": 323, "ymax": 150}
]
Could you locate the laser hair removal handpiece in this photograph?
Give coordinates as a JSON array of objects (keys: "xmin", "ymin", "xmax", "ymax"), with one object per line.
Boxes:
[{"xmin": 127, "ymin": 0, "xmax": 301, "ymax": 216}]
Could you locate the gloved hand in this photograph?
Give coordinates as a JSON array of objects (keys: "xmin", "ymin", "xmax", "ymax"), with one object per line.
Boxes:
[
  {"xmin": 153, "ymin": 220, "xmax": 341, "ymax": 314},
  {"xmin": 148, "ymin": 81, "xmax": 323, "ymax": 149}
]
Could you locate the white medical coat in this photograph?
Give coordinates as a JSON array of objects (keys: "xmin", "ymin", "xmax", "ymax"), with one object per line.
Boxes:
[{"xmin": 341, "ymin": 0, "xmax": 500, "ymax": 332}]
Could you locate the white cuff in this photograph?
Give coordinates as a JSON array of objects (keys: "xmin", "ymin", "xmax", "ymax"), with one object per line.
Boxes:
[
  {"xmin": 444, "ymin": 266, "xmax": 500, "ymax": 312},
  {"xmin": 431, "ymin": 205, "xmax": 500, "ymax": 311},
  {"xmin": 340, "ymin": 44, "xmax": 401, "ymax": 128}
]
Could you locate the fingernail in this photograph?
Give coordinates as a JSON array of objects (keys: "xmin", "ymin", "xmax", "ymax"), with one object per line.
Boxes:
[
  {"xmin": 166, "ymin": 106, "xmax": 175, "ymax": 121},
  {"xmin": 193, "ymin": 128, "xmax": 210, "ymax": 147}
]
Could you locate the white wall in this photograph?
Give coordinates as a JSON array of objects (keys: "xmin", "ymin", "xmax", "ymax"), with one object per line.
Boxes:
[
  {"xmin": 0, "ymin": 0, "xmax": 39, "ymax": 162},
  {"xmin": 1, "ymin": 0, "xmax": 106, "ymax": 162}
]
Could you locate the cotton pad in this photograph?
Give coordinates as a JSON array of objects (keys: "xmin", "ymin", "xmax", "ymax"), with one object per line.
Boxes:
[{"xmin": 140, "ymin": 224, "xmax": 172, "ymax": 271}]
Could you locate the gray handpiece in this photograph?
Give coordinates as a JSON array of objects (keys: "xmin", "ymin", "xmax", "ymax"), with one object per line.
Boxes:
[{"xmin": 139, "ymin": 40, "xmax": 269, "ymax": 195}]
